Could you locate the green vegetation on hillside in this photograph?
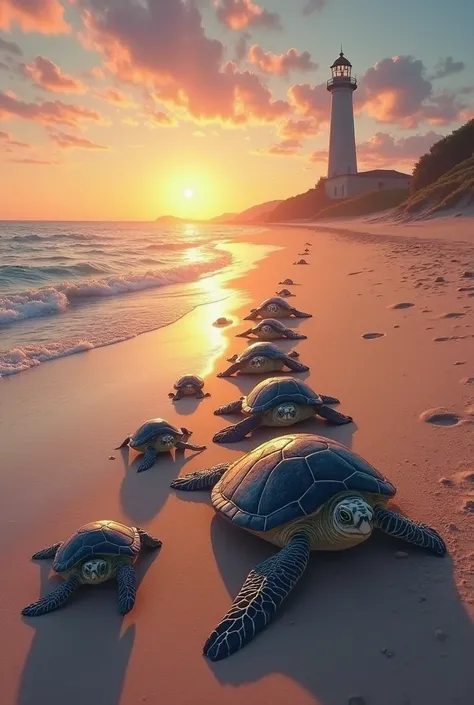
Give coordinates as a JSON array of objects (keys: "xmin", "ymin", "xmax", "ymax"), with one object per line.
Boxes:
[
  {"xmin": 396, "ymin": 155, "xmax": 474, "ymax": 217},
  {"xmin": 315, "ymin": 188, "xmax": 408, "ymax": 220},
  {"xmin": 266, "ymin": 178, "xmax": 330, "ymax": 222},
  {"xmin": 410, "ymin": 119, "xmax": 474, "ymax": 193}
]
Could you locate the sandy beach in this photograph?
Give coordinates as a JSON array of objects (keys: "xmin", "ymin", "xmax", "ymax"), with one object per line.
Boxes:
[{"xmin": 1, "ymin": 221, "xmax": 474, "ymax": 705}]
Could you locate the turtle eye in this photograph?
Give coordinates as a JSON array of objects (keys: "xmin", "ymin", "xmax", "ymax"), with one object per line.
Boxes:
[{"xmin": 339, "ymin": 508, "xmax": 352, "ymax": 524}]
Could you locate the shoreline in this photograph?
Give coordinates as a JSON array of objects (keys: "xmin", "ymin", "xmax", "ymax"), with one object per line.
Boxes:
[{"xmin": 2, "ymin": 223, "xmax": 474, "ymax": 705}]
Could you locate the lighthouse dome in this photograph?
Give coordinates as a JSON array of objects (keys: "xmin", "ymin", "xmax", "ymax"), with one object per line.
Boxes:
[{"xmin": 331, "ymin": 51, "xmax": 352, "ymax": 68}]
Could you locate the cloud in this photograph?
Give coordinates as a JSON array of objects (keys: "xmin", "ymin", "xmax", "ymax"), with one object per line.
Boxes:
[
  {"xmin": 279, "ymin": 117, "xmax": 320, "ymax": 140},
  {"xmin": 21, "ymin": 56, "xmax": 86, "ymax": 93},
  {"xmin": 92, "ymin": 87, "xmax": 136, "ymax": 106},
  {"xmin": 149, "ymin": 111, "xmax": 176, "ymax": 126},
  {"xmin": 49, "ymin": 130, "xmax": 109, "ymax": 149},
  {"xmin": 7, "ymin": 157, "xmax": 60, "ymax": 165},
  {"xmin": 288, "ymin": 82, "xmax": 330, "ymax": 126},
  {"xmin": 356, "ymin": 55, "xmax": 467, "ymax": 128},
  {"xmin": 214, "ymin": 0, "xmax": 281, "ymax": 30},
  {"xmin": 76, "ymin": 0, "xmax": 289, "ymax": 125},
  {"xmin": 0, "ymin": 36, "xmax": 22, "ymax": 56},
  {"xmin": 430, "ymin": 57, "xmax": 465, "ymax": 80},
  {"xmin": 255, "ymin": 138, "xmax": 301, "ymax": 156},
  {"xmin": 235, "ymin": 31, "xmax": 251, "ymax": 62},
  {"xmin": 0, "ymin": 90, "xmax": 106, "ymax": 127},
  {"xmin": 302, "ymin": 0, "xmax": 326, "ymax": 15},
  {"xmin": 0, "ymin": 129, "xmax": 30, "ymax": 148},
  {"xmin": 248, "ymin": 45, "xmax": 317, "ymax": 76},
  {"xmin": 0, "ymin": 0, "xmax": 69, "ymax": 34}
]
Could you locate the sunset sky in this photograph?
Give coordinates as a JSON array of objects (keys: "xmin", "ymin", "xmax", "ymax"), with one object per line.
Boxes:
[{"xmin": 1, "ymin": 0, "xmax": 473, "ymax": 221}]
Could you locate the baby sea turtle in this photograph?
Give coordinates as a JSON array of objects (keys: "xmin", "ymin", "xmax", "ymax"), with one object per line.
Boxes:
[
  {"xmin": 294, "ymin": 259, "xmax": 309, "ymax": 265},
  {"xmin": 169, "ymin": 374, "xmax": 210, "ymax": 400},
  {"xmin": 304, "ymin": 242, "xmax": 312, "ymax": 246},
  {"xmin": 298, "ymin": 250, "xmax": 310, "ymax": 255},
  {"xmin": 275, "ymin": 288, "xmax": 295, "ymax": 297},
  {"xmin": 213, "ymin": 376, "xmax": 352, "ymax": 442},
  {"xmin": 236, "ymin": 318, "xmax": 307, "ymax": 341},
  {"xmin": 171, "ymin": 434, "xmax": 446, "ymax": 661},
  {"xmin": 279, "ymin": 278, "xmax": 297, "ymax": 286},
  {"xmin": 116, "ymin": 418, "xmax": 206, "ymax": 472},
  {"xmin": 218, "ymin": 342, "xmax": 308, "ymax": 378},
  {"xmin": 244, "ymin": 297, "xmax": 311, "ymax": 320},
  {"xmin": 22, "ymin": 520, "xmax": 162, "ymax": 617}
]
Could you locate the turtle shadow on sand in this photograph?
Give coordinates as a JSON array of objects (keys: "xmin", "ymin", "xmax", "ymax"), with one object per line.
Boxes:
[
  {"xmin": 205, "ymin": 517, "xmax": 474, "ymax": 704},
  {"xmin": 169, "ymin": 397, "xmax": 203, "ymax": 417},
  {"xmin": 118, "ymin": 446, "xmax": 204, "ymax": 522}
]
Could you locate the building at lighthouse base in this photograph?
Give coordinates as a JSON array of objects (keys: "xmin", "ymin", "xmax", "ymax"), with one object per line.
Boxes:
[{"xmin": 324, "ymin": 169, "xmax": 411, "ymax": 200}]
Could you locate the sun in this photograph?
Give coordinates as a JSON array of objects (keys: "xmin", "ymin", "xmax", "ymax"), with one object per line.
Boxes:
[{"xmin": 183, "ymin": 187, "xmax": 195, "ymax": 200}]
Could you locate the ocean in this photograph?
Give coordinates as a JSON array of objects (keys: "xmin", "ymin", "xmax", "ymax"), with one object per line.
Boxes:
[{"xmin": 0, "ymin": 221, "xmax": 270, "ymax": 376}]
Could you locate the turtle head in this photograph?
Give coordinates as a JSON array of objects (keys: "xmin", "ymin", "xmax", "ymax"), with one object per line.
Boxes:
[
  {"xmin": 158, "ymin": 433, "xmax": 176, "ymax": 450},
  {"xmin": 81, "ymin": 558, "xmax": 110, "ymax": 583},
  {"xmin": 333, "ymin": 496, "xmax": 374, "ymax": 537}
]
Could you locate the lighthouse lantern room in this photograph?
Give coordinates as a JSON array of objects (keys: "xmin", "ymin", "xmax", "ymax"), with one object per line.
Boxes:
[{"xmin": 326, "ymin": 51, "xmax": 358, "ymax": 179}]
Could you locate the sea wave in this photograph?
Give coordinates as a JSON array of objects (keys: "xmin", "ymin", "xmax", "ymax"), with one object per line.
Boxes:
[
  {"xmin": 0, "ymin": 340, "xmax": 96, "ymax": 376},
  {"xmin": 0, "ymin": 250, "xmax": 232, "ymax": 325}
]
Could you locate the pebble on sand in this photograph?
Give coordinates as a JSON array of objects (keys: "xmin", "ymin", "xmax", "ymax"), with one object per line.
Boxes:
[{"xmin": 394, "ymin": 551, "xmax": 409, "ymax": 559}]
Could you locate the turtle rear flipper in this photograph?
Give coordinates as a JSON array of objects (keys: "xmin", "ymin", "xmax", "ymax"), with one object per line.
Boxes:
[
  {"xmin": 115, "ymin": 436, "xmax": 131, "ymax": 450},
  {"xmin": 171, "ymin": 463, "xmax": 230, "ymax": 491},
  {"xmin": 32, "ymin": 542, "xmax": 62, "ymax": 560},
  {"xmin": 374, "ymin": 507, "xmax": 446, "ymax": 556},
  {"xmin": 22, "ymin": 573, "xmax": 81, "ymax": 617},
  {"xmin": 137, "ymin": 446, "xmax": 157, "ymax": 473},
  {"xmin": 203, "ymin": 533, "xmax": 310, "ymax": 661},
  {"xmin": 213, "ymin": 414, "xmax": 263, "ymax": 443},
  {"xmin": 116, "ymin": 563, "xmax": 137, "ymax": 615},
  {"xmin": 284, "ymin": 356, "xmax": 309, "ymax": 373},
  {"xmin": 214, "ymin": 398, "xmax": 244, "ymax": 415},
  {"xmin": 316, "ymin": 405, "xmax": 353, "ymax": 425},
  {"xmin": 137, "ymin": 527, "xmax": 162, "ymax": 550},
  {"xmin": 291, "ymin": 309, "xmax": 312, "ymax": 318}
]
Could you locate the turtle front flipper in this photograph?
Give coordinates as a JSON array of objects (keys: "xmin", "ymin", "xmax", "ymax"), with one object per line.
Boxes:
[
  {"xmin": 170, "ymin": 463, "xmax": 230, "ymax": 491},
  {"xmin": 204, "ymin": 533, "xmax": 310, "ymax": 661},
  {"xmin": 22, "ymin": 573, "xmax": 81, "ymax": 617},
  {"xmin": 213, "ymin": 414, "xmax": 263, "ymax": 443},
  {"xmin": 115, "ymin": 436, "xmax": 131, "ymax": 450},
  {"xmin": 175, "ymin": 440, "xmax": 207, "ymax": 452},
  {"xmin": 319, "ymin": 394, "xmax": 340, "ymax": 405},
  {"xmin": 291, "ymin": 308, "xmax": 312, "ymax": 318},
  {"xmin": 243, "ymin": 309, "xmax": 260, "ymax": 321},
  {"xmin": 116, "ymin": 563, "xmax": 137, "ymax": 615},
  {"xmin": 32, "ymin": 542, "xmax": 63, "ymax": 560},
  {"xmin": 374, "ymin": 507, "xmax": 446, "ymax": 556},
  {"xmin": 217, "ymin": 362, "xmax": 242, "ymax": 378},
  {"xmin": 170, "ymin": 389, "xmax": 184, "ymax": 401},
  {"xmin": 137, "ymin": 445, "xmax": 157, "ymax": 473},
  {"xmin": 137, "ymin": 527, "xmax": 162, "ymax": 550},
  {"xmin": 284, "ymin": 356, "xmax": 309, "ymax": 373},
  {"xmin": 214, "ymin": 398, "xmax": 244, "ymax": 415},
  {"xmin": 235, "ymin": 328, "xmax": 253, "ymax": 338},
  {"xmin": 316, "ymin": 405, "xmax": 353, "ymax": 425}
]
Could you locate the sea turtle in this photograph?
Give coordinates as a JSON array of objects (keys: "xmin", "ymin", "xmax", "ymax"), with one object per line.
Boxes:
[
  {"xmin": 169, "ymin": 374, "xmax": 210, "ymax": 400},
  {"xmin": 298, "ymin": 250, "xmax": 310, "ymax": 255},
  {"xmin": 244, "ymin": 297, "xmax": 311, "ymax": 321},
  {"xmin": 21, "ymin": 520, "xmax": 162, "ymax": 617},
  {"xmin": 218, "ymin": 342, "xmax": 308, "ymax": 378},
  {"xmin": 278, "ymin": 278, "xmax": 297, "ymax": 286},
  {"xmin": 115, "ymin": 418, "xmax": 206, "ymax": 472},
  {"xmin": 212, "ymin": 376, "xmax": 352, "ymax": 442},
  {"xmin": 170, "ymin": 433, "xmax": 446, "ymax": 661},
  {"xmin": 275, "ymin": 288, "xmax": 295, "ymax": 297},
  {"xmin": 294, "ymin": 259, "xmax": 309, "ymax": 265},
  {"xmin": 236, "ymin": 319, "xmax": 307, "ymax": 341},
  {"xmin": 304, "ymin": 242, "xmax": 312, "ymax": 246}
]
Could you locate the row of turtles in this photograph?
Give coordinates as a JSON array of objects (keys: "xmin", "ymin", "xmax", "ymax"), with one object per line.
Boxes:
[{"xmin": 21, "ymin": 241, "xmax": 447, "ymax": 665}]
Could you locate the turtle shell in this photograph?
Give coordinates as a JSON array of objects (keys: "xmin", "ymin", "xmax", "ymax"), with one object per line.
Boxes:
[
  {"xmin": 175, "ymin": 374, "xmax": 204, "ymax": 390},
  {"xmin": 53, "ymin": 520, "xmax": 140, "ymax": 573},
  {"xmin": 243, "ymin": 377, "xmax": 321, "ymax": 414},
  {"xmin": 211, "ymin": 434, "xmax": 396, "ymax": 532},
  {"xmin": 255, "ymin": 319, "xmax": 286, "ymax": 332},
  {"xmin": 131, "ymin": 418, "xmax": 182, "ymax": 447},
  {"xmin": 257, "ymin": 297, "xmax": 294, "ymax": 311},
  {"xmin": 236, "ymin": 342, "xmax": 290, "ymax": 363}
]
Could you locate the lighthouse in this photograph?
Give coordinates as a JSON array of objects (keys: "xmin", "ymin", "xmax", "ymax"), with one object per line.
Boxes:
[{"xmin": 326, "ymin": 50, "xmax": 358, "ymax": 178}]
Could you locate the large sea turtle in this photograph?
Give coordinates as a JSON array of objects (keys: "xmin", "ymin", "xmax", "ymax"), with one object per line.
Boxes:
[
  {"xmin": 22, "ymin": 520, "xmax": 161, "ymax": 616},
  {"xmin": 218, "ymin": 342, "xmax": 309, "ymax": 378},
  {"xmin": 169, "ymin": 374, "xmax": 210, "ymax": 400},
  {"xmin": 244, "ymin": 297, "xmax": 311, "ymax": 320},
  {"xmin": 236, "ymin": 319, "xmax": 307, "ymax": 341},
  {"xmin": 170, "ymin": 434, "xmax": 447, "ymax": 661},
  {"xmin": 213, "ymin": 376, "xmax": 352, "ymax": 443},
  {"xmin": 116, "ymin": 418, "xmax": 206, "ymax": 472}
]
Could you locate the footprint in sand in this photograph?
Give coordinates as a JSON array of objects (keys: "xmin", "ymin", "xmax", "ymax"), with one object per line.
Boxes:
[
  {"xmin": 420, "ymin": 408, "xmax": 462, "ymax": 426},
  {"xmin": 437, "ymin": 312, "xmax": 466, "ymax": 319},
  {"xmin": 462, "ymin": 499, "xmax": 474, "ymax": 513},
  {"xmin": 461, "ymin": 377, "xmax": 474, "ymax": 385},
  {"xmin": 362, "ymin": 332, "xmax": 385, "ymax": 340},
  {"xmin": 348, "ymin": 271, "xmax": 363, "ymax": 276},
  {"xmin": 388, "ymin": 302, "xmax": 415, "ymax": 310}
]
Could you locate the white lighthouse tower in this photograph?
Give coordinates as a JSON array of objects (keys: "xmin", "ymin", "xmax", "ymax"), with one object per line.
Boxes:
[{"xmin": 326, "ymin": 50, "xmax": 358, "ymax": 178}]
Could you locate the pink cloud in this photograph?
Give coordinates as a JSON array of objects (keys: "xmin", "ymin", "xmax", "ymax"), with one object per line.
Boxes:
[
  {"xmin": 255, "ymin": 138, "xmax": 301, "ymax": 156},
  {"xmin": 21, "ymin": 56, "xmax": 86, "ymax": 93},
  {"xmin": 0, "ymin": 129, "xmax": 30, "ymax": 148},
  {"xmin": 149, "ymin": 111, "xmax": 176, "ymax": 126},
  {"xmin": 0, "ymin": 36, "xmax": 22, "ymax": 56},
  {"xmin": 92, "ymin": 87, "xmax": 136, "ymax": 106},
  {"xmin": 8, "ymin": 157, "xmax": 60, "ymax": 165},
  {"xmin": 0, "ymin": 0, "xmax": 69, "ymax": 34},
  {"xmin": 0, "ymin": 89, "xmax": 106, "ymax": 127},
  {"xmin": 288, "ymin": 82, "xmax": 330, "ymax": 126},
  {"xmin": 76, "ymin": 0, "xmax": 289, "ymax": 125},
  {"xmin": 248, "ymin": 45, "xmax": 317, "ymax": 76},
  {"xmin": 49, "ymin": 129, "xmax": 109, "ymax": 149},
  {"xmin": 279, "ymin": 117, "xmax": 320, "ymax": 140},
  {"xmin": 302, "ymin": 0, "xmax": 326, "ymax": 15},
  {"xmin": 214, "ymin": 0, "xmax": 281, "ymax": 30},
  {"xmin": 430, "ymin": 57, "xmax": 465, "ymax": 80}
]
